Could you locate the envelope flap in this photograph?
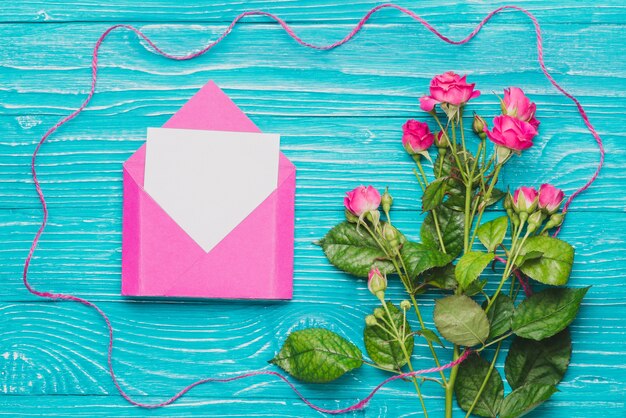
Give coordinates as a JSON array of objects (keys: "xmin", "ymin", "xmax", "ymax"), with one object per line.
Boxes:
[
  {"xmin": 124, "ymin": 80, "xmax": 295, "ymax": 188},
  {"xmin": 163, "ymin": 81, "xmax": 260, "ymax": 133}
]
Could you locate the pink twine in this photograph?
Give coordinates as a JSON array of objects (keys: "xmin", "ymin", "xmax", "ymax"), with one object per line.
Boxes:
[{"xmin": 21, "ymin": 3, "xmax": 603, "ymax": 413}]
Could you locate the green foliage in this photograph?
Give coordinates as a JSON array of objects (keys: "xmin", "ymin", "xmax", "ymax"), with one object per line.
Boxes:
[
  {"xmin": 505, "ymin": 329, "xmax": 572, "ymax": 390},
  {"xmin": 482, "ymin": 294, "xmax": 514, "ymax": 339},
  {"xmin": 476, "ymin": 216, "xmax": 508, "ymax": 252},
  {"xmin": 455, "ymin": 251, "xmax": 495, "ymax": 291},
  {"xmin": 417, "ymin": 328, "xmax": 445, "ymax": 348},
  {"xmin": 422, "ymin": 177, "xmax": 448, "ymax": 212},
  {"xmin": 434, "ymin": 295, "xmax": 490, "ymax": 346},
  {"xmin": 318, "ymin": 221, "xmax": 403, "ymax": 277},
  {"xmin": 270, "ymin": 328, "xmax": 362, "ymax": 383},
  {"xmin": 455, "ymin": 353, "xmax": 504, "ymax": 417},
  {"xmin": 517, "ymin": 236, "xmax": 574, "ymax": 286},
  {"xmin": 400, "ymin": 241, "xmax": 453, "ymax": 280},
  {"xmin": 364, "ymin": 302, "xmax": 413, "ymax": 370},
  {"xmin": 421, "ymin": 205, "xmax": 465, "ymax": 258},
  {"xmin": 499, "ymin": 384, "xmax": 558, "ymax": 418},
  {"xmin": 421, "ymin": 264, "xmax": 458, "ymax": 291},
  {"xmin": 512, "ymin": 287, "xmax": 589, "ymax": 340}
]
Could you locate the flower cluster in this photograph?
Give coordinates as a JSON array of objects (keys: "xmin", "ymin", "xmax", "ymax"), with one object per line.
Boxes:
[{"xmin": 275, "ymin": 72, "xmax": 582, "ymax": 418}]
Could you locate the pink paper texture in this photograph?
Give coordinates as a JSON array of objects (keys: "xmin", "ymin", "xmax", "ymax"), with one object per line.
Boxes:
[{"xmin": 121, "ymin": 81, "xmax": 295, "ymax": 299}]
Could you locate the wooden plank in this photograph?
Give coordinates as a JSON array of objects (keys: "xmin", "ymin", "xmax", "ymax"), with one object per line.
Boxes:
[
  {"xmin": 1, "ymin": 23, "xmax": 624, "ymax": 113},
  {"xmin": 0, "ymin": 112, "xmax": 617, "ymax": 211},
  {"xmin": 2, "ymin": 1, "xmax": 625, "ymax": 24},
  {"xmin": 2, "ymin": 208, "xmax": 624, "ymax": 302}
]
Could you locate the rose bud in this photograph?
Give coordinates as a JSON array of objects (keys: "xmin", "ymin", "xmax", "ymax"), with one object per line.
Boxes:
[
  {"xmin": 512, "ymin": 186, "xmax": 538, "ymax": 214},
  {"xmin": 365, "ymin": 315, "xmax": 378, "ymax": 327},
  {"xmin": 484, "ymin": 115, "xmax": 537, "ymax": 152},
  {"xmin": 382, "ymin": 223, "xmax": 401, "ymax": 250},
  {"xmin": 526, "ymin": 210, "xmax": 545, "ymax": 234},
  {"xmin": 538, "ymin": 183, "xmax": 565, "ymax": 214},
  {"xmin": 344, "ymin": 185, "xmax": 381, "ymax": 217},
  {"xmin": 381, "ymin": 187, "xmax": 393, "ymax": 213},
  {"xmin": 544, "ymin": 213, "xmax": 565, "ymax": 230},
  {"xmin": 402, "ymin": 119, "xmax": 434, "ymax": 158},
  {"xmin": 374, "ymin": 307, "xmax": 385, "ymax": 319},
  {"xmin": 435, "ymin": 131, "xmax": 450, "ymax": 149},
  {"xmin": 472, "ymin": 113, "xmax": 488, "ymax": 140},
  {"xmin": 420, "ymin": 71, "xmax": 481, "ymax": 112},
  {"xmin": 502, "ymin": 87, "xmax": 540, "ymax": 129},
  {"xmin": 368, "ymin": 267, "xmax": 387, "ymax": 300}
]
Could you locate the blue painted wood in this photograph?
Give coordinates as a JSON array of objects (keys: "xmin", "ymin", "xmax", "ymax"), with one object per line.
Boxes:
[{"xmin": 1, "ymin": 1, "xmax": 624, "ymax": 416}]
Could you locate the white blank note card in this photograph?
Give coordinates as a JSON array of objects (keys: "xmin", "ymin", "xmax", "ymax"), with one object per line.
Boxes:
[{"xmin": 144, "ymin": 127, "xmax": 280, "ymax": 252}]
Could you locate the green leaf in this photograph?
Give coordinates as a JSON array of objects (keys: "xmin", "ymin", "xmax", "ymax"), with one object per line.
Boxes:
[
  {"xmin": 422, "ymin": 177, "xmax": 448, "ymax": 212},
  {"xmin": 434, "ymin": 295, "xmax": 490, "ymax": 346},
  {"xmin": 505, "ymin": 329, "xmax": 572, "ymax": 390},
  {"xmin": 455, "ymin": 353, "xmax": 504, "ymax": 417},
  {"xmin": 455, "ymin": 251, "xmax": 495, "ymax": 291},
  {"xmin": 417, "ymin": 328, "xmax": 445, "ymax": 348},
  {"xmin": 499, "ymin": 384, "xmax": 558, "ymax": 418},
  {"xmin": 364, "ymin": 302, "xmax": 413, "ymax": 370},
  {"xmin": 516, "ymin": 250, "xmax": 544, "ymax": 268},
  {"xmin": 477, "ymin": 216, "xmax": 508, "ymax": 252},
  {"xmin": 484, "ymin": 188, "xmax": 506, "ymax": 208},
  {"xmin": 517, "ymin": 236, "xmax": 575, "ymax": 286},
  {"xmin": 421, "ymin": 205, "xmax": 464, "ymax": 258},
  {"xmin": 270, "ymin": 328, "xmax": 363, "ymax": 383},
  {"xmin": 318, "ymin": 221, "xmax": 404, "ymax": 277},
  {"xmin": 482, "ymin": 294, "xmax": 514, "ymax": 339},
  {"xmin": 422, "ymin": 264, "xmax": 458, "ymax": 291},
  {"xmin": 512, "ymin": 287, "xmax": 589, "ymax": 341},
  {"xmin": 400, "ymin": 241, "xmax": 453, "ymax": 280}
]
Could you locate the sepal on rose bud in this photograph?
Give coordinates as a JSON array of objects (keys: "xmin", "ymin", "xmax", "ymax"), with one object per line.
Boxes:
[
  {"xmin": 538, "ymin": 183, "xmax": 565, "ymax": 214},
  {"xmin": 382, "ymin": 223, "xmax": 401, "ymax": 250},
  {"xmin": 381, "ymin": 187, "xmax": 393, "ymax": 214},
  {"xmin": 368, "ymin": 267, "xmax": 387, "ymax": 301},
  {"xmin": 435, "ymin": 131, "xmax": 450, "ymax": 149},
  {"xmin": 345, "ymin": 209, "xmax": 359, "ymax": 223},
  {"xmin": 365, "ymin": 315, "xmax": 378, "ymax": 327},
  {"xmin": 544, "ymin": 213, "xmax": 565, "ymax": 231},
  {"xmin": 526, "ymin": 210, "xmax": 545, "ymax": 233},
  {"xmin": 512, "ymin": 186, "xmax": 538, "ymax": 214},
  {"xmin": 373, "ymin": 307, "xmax": 385, "ymax": 319},
  {"xmin": 472, "ymin": 113, "xmax": 488, "ymax": 140}
]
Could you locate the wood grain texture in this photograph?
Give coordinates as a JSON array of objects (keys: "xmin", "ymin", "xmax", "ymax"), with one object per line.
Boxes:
[{"xmin": 1, "ymin": 1, "xmax": 624, "ymax": 417}]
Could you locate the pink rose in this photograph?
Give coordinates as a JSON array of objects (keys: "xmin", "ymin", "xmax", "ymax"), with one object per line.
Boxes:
[
  {"xmin": 367, "ymin": 267, "xmax": 387, "ymax": 296},
  {"xmin": 420, "ymin": 72, "xmax": 481, "ymax": 112},
  {"xmin": 512, "ymin": 186, "xmax": 538, "ymax": 213},
  {"xmin": 502, "ymin": 87, "xmax": 540, "ymax": 129},
  {"xmin": 402, "ymin": 119, "xmax": 434, "ymax": 155},
  {"xmin": 538, "ymin": 184, "xmax": 565, "ymax": 214},
  {"xmin": 344, "ymin": 185, "xmax": 381, "ymax": 217},
  {"xmin": 485, "ymin": 115, "xmax": 537, "ymax": 151}
]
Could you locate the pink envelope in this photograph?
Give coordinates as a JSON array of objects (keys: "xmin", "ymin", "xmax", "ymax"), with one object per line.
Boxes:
[{"xmin": 121, "ymin": 81, "xmax": 295, "ymax": 299}]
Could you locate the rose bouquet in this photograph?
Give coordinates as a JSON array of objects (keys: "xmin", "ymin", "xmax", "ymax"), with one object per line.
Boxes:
[{"xmin": 270, "ymin": 72, "xmax": 586, "ymax": 417}]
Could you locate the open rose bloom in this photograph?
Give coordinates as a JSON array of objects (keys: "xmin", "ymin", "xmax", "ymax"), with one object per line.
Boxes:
[
  {"xmin": 485, "ymin": 115, "xmax": 537, "ymax": 152},
  {"xmin": 503, "ymin": 87, "xmax": 540, "ymax": 129},
  {"xmin": 420, "ymin": 72, "xmax": 481, "ymax": 112},
  {"xmin": 344, "ymin": 185, "xmax": 381, "ymax": 217},
  {"xmin": 402, "ymin": 119, "xmax": 434, "ymax": 156}
]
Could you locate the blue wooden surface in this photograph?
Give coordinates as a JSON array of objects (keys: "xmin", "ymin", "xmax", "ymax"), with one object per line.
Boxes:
[{"xmin": 1, "ymin": 1, "xmax": 625, "ymax": 416}]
